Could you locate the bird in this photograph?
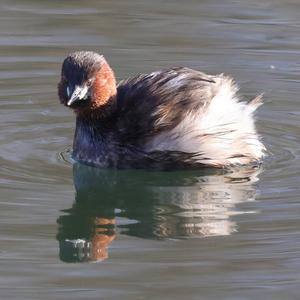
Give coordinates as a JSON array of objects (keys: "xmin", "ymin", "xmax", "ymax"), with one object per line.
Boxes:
[{"xmin": 58, "ymin": 51, "xmax": 265, "ymax": 170}]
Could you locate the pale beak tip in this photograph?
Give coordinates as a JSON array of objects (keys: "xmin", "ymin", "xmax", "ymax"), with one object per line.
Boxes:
[
  {"xmin": 67, "ymin": 99, "xmax": 73, "ymax": 106},
  {"xmin": 66, "ymin": 85, "xmax": 88, "ymax": 107}
]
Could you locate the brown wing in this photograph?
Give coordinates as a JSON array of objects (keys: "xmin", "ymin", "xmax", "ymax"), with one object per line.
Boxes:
[{"xmin": 116, "ymin": 67, "xmax": 216, "ymax": 145}]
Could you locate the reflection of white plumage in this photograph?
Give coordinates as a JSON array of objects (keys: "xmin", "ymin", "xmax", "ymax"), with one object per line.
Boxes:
[{"xmin": 149, "ymin": 168, "xmax": 260, "ymax": 238}]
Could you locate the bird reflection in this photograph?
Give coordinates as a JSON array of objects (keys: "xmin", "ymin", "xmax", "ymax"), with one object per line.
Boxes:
[{"xmin": 57, "ymin": 163, "xmax": 260, "ymax": 263}]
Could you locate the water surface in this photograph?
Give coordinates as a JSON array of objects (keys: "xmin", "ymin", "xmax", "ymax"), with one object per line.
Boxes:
[{"xmin": 1, "ymin": 0, "xmax": 300, "ymax": 299}]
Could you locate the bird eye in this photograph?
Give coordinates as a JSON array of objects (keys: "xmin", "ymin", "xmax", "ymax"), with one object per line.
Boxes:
[
  {"xmin": 87, "ymin": 78, "xmax": 94, "ymax": 87},
  {"xmin": 62, "ymin": 76, "xmax": 68, "ymax": 84}
]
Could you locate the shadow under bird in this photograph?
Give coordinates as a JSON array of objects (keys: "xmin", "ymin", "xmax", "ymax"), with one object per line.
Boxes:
[{"xmin": 58, "ymin": 51, "xmax": 265, "ymax": 170}]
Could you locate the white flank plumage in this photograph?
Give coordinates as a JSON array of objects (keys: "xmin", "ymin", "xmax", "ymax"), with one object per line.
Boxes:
[{"xmin": 144, "ymin": 75, "xmax": 265, "ymax": 167}]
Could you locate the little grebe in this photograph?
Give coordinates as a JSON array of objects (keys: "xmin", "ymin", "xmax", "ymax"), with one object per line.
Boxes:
[{"xmin": 58, "ymin": 51, "xmax": 265, "ymax": 170}]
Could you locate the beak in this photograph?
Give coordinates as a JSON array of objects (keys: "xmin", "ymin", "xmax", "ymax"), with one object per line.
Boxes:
[{"xmin": 67, "ymin": 85, "xmax": 89, "ymax": 106}]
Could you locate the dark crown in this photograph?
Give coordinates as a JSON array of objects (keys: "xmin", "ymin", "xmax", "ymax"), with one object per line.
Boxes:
[{"xmin": 62, "ymin": 51, "xmax": 105, "ymax": 83}]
